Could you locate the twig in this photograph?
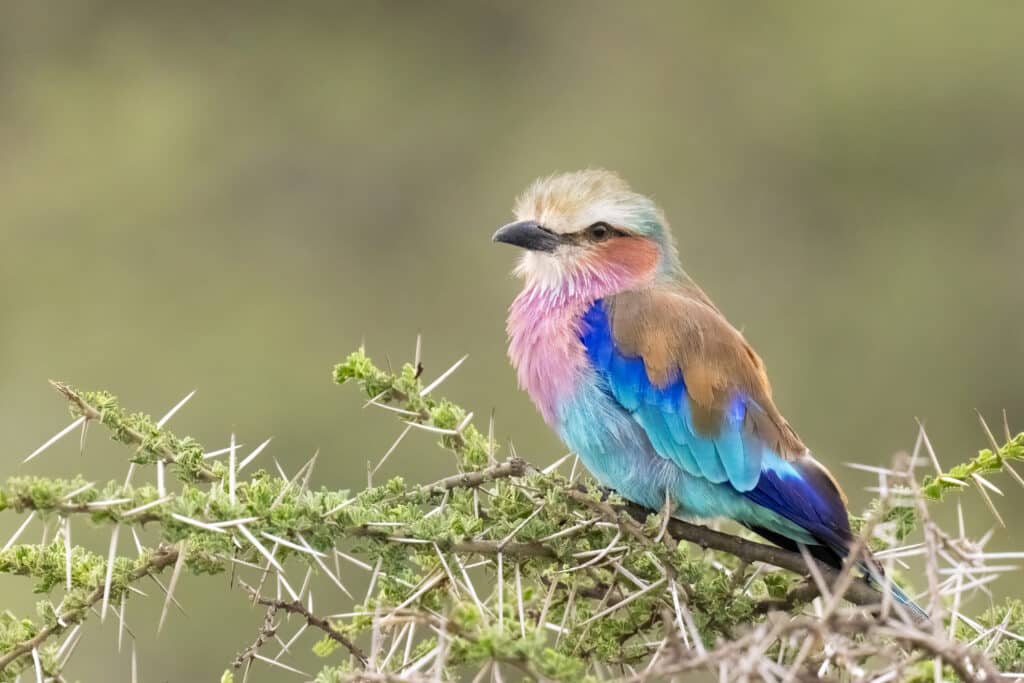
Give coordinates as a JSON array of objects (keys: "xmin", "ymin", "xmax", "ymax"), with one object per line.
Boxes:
[
  {"xmin": 246, "ymin": 589, "xmax": 368, "ymax": 668},
  {"xmin": 50, "ymin": 382, "xmax": 217, "ymax": 482},
  {"xmin": 421, "ymin": 457, "xmax": 527, "ymax": 495},
  {"xmin": 232, "ymin": 605, "xmax": 278, "ymax": 669},
  {"xmin": 619, "ymin": 499, "xmax": 885, "ymax": 608},
  {"xmin": 0, "ymin": 544, "xmax": 180, "ymax": 673}
]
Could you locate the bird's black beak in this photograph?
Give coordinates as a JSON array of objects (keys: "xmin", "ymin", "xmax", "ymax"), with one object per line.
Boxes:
[{"xmin": 492, "ymin": 220, "xmax": 561, "ymax": 253}]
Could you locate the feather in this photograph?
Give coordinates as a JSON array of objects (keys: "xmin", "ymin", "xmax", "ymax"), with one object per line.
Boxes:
[
  {"xmin": 606, "ymin": 287, "xmax": 806, "ymax": 460},
  {"xmin": 582, "ymin": 299, "xmax": 754, "ymax": 490}
]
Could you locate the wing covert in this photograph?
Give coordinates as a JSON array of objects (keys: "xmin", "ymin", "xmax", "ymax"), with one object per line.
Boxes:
[{"xmin": 580, "ymin": 288, "xmax": 804, "ymax": 492}]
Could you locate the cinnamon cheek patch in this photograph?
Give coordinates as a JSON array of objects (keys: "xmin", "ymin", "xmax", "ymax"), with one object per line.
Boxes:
[{"xmin": 594, "ymin": 237, "xmax": 660, "ymax": 278}]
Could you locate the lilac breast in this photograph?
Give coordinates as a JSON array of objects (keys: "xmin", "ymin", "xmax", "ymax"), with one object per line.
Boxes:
[{"xmin": 505, "ymin": 288, "xmax": 590, "ymax": 426}]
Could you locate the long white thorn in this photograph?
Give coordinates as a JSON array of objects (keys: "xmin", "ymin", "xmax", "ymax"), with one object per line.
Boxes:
[
  {"xmin": 157, "ymin": 390, "xmax": 196, "ymax": 427},
  {"xmin": 210, "ymin": 517, "xmax": 261, "ymax": 529},
  {"xmin": 171, "ymin": 513, "xmax": 228, "ymax": 534},
  {"xmin": 31, "ymin": 647, "xmax": 43, "ymax": 683},
  {"xmin": 55, "ymin": 624, "xmax": 82, "ymax": 661},
  {"xmin": 373, "ymin": 424, "xmax": 413, "ymax": 476},
  {"xmin": 335, "ymin": 549, "xmax": 373, "ymax": 572},
  {"xmin": 579, "ymin": 578, "xmax": 667, "ymax": 626},
  {"xmin": 239, "ymin": 438, "xmax": 273, "ymax": 472},
  {"xmin": 203, "ymin": 444, "xmax": 244, "ymax": 460},
  {"xmin": 515, "ymin": 563, "xmax": 525, "ymax": 638},
  {"xmin": 433, "ymin": 544, "xmax": 462, "ymax": 600},
  {"xmin": 797, "ymin": 544, "xmax": 832, "ymax": 601},
  {"xmin": 380, "ymin": 622, "xmax": 411, "ymax": 670},
  {"xmin": 85, "ymin": 497, "xmax": 132, "ymax": 509},
  {"xmin": 158, "ymin": 542, "xmax": 187, "ymax": 634},
  {"xmin": 24, "ymin": 416, "xmax": 86, "ymax": 463},
  {"xmin": 538, "ymin": 519, "xmax": 597, "ymax": 543},
  {"xmin": 497, "ymin": 553, "xmax": 504, "ymax": 630},
  {"xmin": 4, "ymin": 511, "xmax": 36, "ymax": 552},
  {"xmin": 364, "ymin": 557, "xmax": 384, "ymax": 604},
  {"xmin": 277, "ymin": 571, "xmax": 300, "ymax": 602},
  {"xmin": 229, "ymin": 433, "xmax": 237, "ymax": 505},
  {"xmin": 250, "ymin": 653, "xmax": 309, "ymax": 677},
  {"xmin": 122, "ymin": 496, "xmax": 174, "ymax": 518},
  {"xmin": 101, "ymin": 524, "xmax": 121, "ymax": 622},
  {"xmin": 542, "ymin": 452, "xmax": 575, "ymax": 474},
  {"xmin": 915, "ymin": 420, "xmax": 943, "ymax": 474},
  {"xmin": 61, "ymin": 482, "xmax": 96, "ymax": 500},
  {"xmin": 118, "ymin": 589, "xmax": 127, "ymax": 651},
  {"xmin": 322, "ymin": 496, "xmax": 359, "ymax": 518},
  {"xmin": 844, "ymin": 462, "xmax": 903, "ymax": 476},
  {"xmin": 368, "ymin": 401, "xmax": 422, "ymax": 417},
  {"xmin": 394, "ymin": 572, "xmax": 444, "ymax": 611},
  {"xmin": 669, "ymin": 580, "xmax": 689, "ymax": 647},
  {"xmin": 274, "ymin": 623, "xmax": 308, "ymax": 661},
  {"xmin": 972, "ymin": 475, "xmax": 1006, "ymax": 527},
  {"xmin": 403, "ymin": 421, "xmax": 459, "ymax": 436},
  {"xmin": 259, "ymin": 532, "xmax": 325, "ymax": 558},
  {"xmin": 299, "ymin": 451, "xmax": 318, "ymax": 493},
  {"xmin": 237, "ymin": 524, "xmax": 285, "ymax": 573},
  {"xmin": 296, "ymin": 533, "xmax": 353, "ymax": 599},
  {"xmin": 419, "ymin": 355, "xmax": 468, "ymax": 396},
  {"xmin": 157, "ymin": 461, "xmax": 166, "ymax": 497},
  {"xmin": 79, "ymin": 415, "xmax": 90, "ymax": 455}
]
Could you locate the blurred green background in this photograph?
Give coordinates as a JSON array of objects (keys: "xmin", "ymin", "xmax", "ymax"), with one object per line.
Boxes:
[{"xmin": 2, "ymin": 2, "xmax": 1023, "ymax": 680}]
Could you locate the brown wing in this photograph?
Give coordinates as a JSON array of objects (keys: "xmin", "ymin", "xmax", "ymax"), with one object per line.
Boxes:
[{"xmin": 606, "ymin": 285, "xmax": 807, "ymax": 460}]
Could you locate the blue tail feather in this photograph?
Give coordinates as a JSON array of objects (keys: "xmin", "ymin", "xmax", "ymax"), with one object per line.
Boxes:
[{"xmin": 864, "ymin": 566, "xmax": 930, "ymax": 622}]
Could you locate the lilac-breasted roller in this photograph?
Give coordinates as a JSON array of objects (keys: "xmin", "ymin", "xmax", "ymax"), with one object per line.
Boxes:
[{"xmin": 494, "ymin": 169, "xmax": 926, "ymax": 619}]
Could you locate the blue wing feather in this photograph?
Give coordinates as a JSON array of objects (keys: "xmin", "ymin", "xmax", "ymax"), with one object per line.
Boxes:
[
  {"xmin": 636, "ymin": 408, "xmax": 703, "ymax": 477},
  {"xmin": 582, "ymin": 299, "xmax": 839, "ymax": 535},
  {"xmin": 746, "ymin": 457, "xmax": 852, "ymax": 551},
  {"xmin": 581, "ymin": 300, "xmax": 760, "ymax": 491},
  {"xmin": 578, "ymin": 299, "xmax": 929, "ymax": 620}
]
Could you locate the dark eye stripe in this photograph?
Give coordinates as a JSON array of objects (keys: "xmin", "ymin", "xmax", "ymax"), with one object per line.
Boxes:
[{"xmin": 558, "ymin": 223, "xmax": 628, "ymax": 245}]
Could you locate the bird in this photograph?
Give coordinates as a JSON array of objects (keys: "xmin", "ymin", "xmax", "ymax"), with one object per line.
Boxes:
[{"xmin": 493, "ymin": 169, "xmax": 927, "ymax": 620}]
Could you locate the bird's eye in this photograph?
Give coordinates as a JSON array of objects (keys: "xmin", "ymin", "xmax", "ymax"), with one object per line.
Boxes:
[{"xmin": 586, "ymin": 222, "xmax": 612, "ymax": 241}]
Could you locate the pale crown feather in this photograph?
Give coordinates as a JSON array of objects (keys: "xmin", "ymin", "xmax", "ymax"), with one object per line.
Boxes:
[
  {"xmin": 513, "ymin": 169, "xmax": 661, "ymax": 235},
  {"xmin": 508, "ymin": 169, "xmax": 680, "ymax": 288}
]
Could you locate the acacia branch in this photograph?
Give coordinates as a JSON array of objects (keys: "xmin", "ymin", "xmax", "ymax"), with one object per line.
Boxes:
[
  {"xmin": 12, "ymin": 361, "xmax": 1016, "ymax": 682},
  {"xmin": 247, "ymin": 591, "xmax": 368, "ymax": 668},
  {"xmin": 349, "ymin": 525, "xmax": 556, "ymax": 558},
  {"xmin": 424, "ymin": 457, "xmax": 527, "ymax": 494},
  {"xmin": 562, "ymin": 486, "xmax": 883, "ymax": 608},
  {"xmin": 50, "ymin": 381, "xmax": 218, "ymax": 482},
  {"xmin": 0, "ymin": 544, "xmax": 180, "ymax": 673},
  {"xmin": 635, "ymin": 611, "xmax": 1006, "ymax": 683},
  {"xmin": 619, "ymin": 499, "xmax": 885, "ymax": 608}
]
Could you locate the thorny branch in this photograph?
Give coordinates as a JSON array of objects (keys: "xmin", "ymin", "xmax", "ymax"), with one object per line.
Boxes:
[
  {"xmin": 50, "ymin": 381, "xmax": 218, "ymax": 482},
  {"xmin": 1, "ymin": 348, "xmax": 1021, "ymax": 682},
  {"xmin": 232, "ymin": 605, "xmax": 278, "ymax": 671},
  {"xmin": 0, "ymin": 544, "xmax": 180, "ymax": 674},
  {"xmin": 245, "ymin": 586, "xmax": 369, "ymax": 668},
  {"xmin": 635, "ymin": 612, "xmax": 1008, "ymax": 683},
  {"xmin": 423, "ymin": 457, "xmax": 528, "ymax": 494}
]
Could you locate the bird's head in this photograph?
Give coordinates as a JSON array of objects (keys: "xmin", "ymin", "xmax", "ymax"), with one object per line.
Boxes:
[{"xmin": 493, "ymin": 170, "xmax": 682, "ymax": 294}]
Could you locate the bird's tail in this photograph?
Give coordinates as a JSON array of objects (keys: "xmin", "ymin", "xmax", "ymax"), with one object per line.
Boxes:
[
  {"xmin": 745, "ymin": 523, "xmax": 930, "ymax": 621},
  {"xmin": 863, "ymin": 563, "xmax": 930, "ymax": 622}
]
